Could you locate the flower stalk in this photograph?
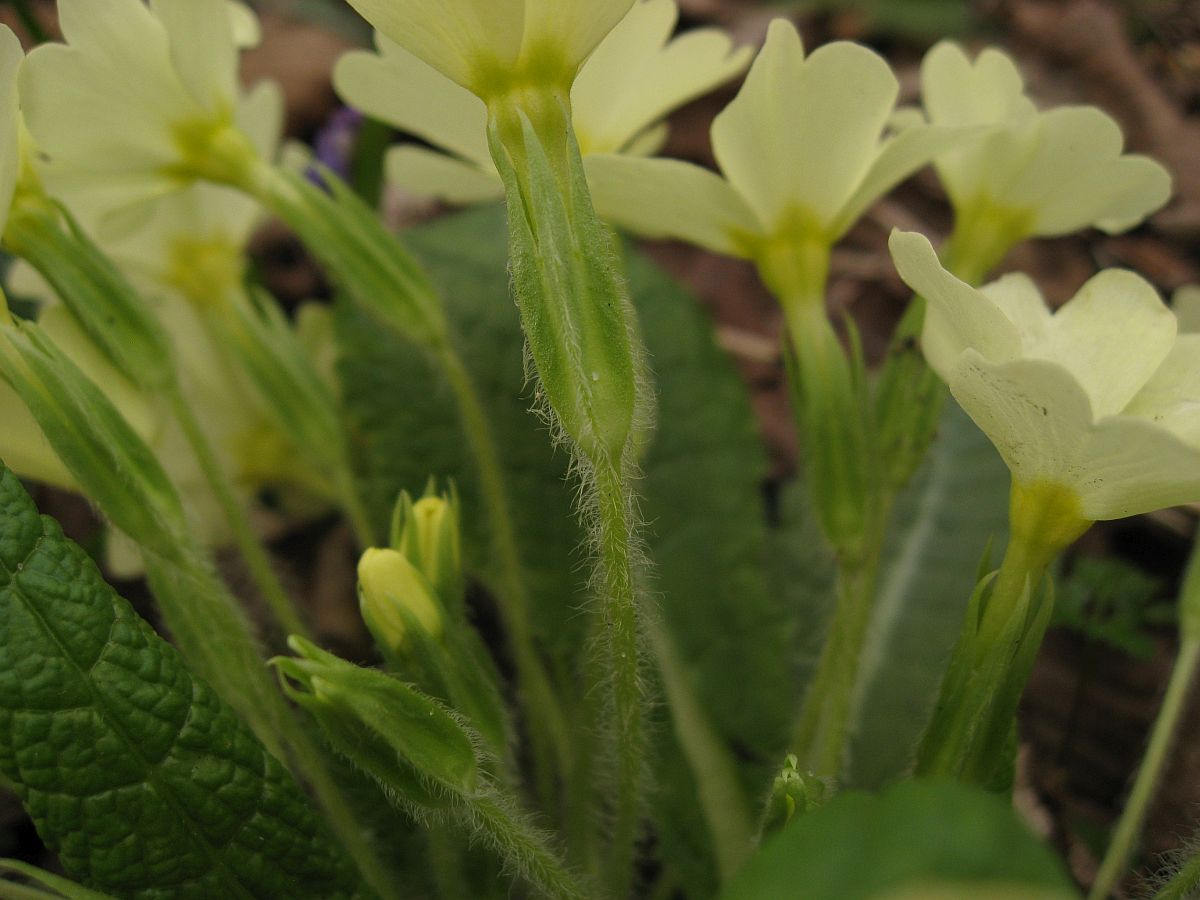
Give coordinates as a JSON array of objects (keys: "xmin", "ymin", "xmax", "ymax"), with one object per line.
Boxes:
[
  {"xmin": 915, "ymin": 482, "xmax": 1089, "ymax": 785},
  {"xmin": 485, "ymin": 78, "xmax": 650, "ymax": 896},
  {"xmin": 1087, "ymin": 532, "xmax": 1200, "ymax": 900}
]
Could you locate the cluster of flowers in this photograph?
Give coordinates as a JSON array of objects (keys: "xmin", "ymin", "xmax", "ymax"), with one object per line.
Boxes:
[{"xmin": 0, "ymin": 0, "xmax": 1189, "ymax": 562}]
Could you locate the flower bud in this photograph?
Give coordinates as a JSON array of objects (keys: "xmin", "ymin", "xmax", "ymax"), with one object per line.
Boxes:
[
  {"xmin": 358, "ymin": 547, "xmax": 444, "ymax": 656},
  {"xmin": 390, "ymin": 485, "xmax": 463, "ymax": 605},
  {"xmin": 273, "ymin": 636, "xmax": 477, "ymax": 803},
  {"xmin": 760, "ymin": 754, "xmax": 829, "ymax": 838},
  {"xmin": 0, "ymin": 321, "xmax": 188, "ymax": 561}
]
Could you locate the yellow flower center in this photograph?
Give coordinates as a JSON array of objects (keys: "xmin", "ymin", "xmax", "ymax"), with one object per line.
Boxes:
[
  {"xmin": 1009, "ymin": 480, "xmax": 1091, "ymax": 563},
  {"xmin": 471, "ymin": 39, "xmax": 577, "ymax": 104},
  {"xmin": 165, "ymin": 234, "xmax": 245, "ymax": 309},
  {"xmin": 169, "ymin": 112, "xmax": 263, "ymax": 192}
]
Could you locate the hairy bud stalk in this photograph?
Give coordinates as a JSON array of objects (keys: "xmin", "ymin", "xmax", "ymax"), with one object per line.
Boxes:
[{"xmin": 486, "ymin": 84, "xmax": 651, "ymax": 896}]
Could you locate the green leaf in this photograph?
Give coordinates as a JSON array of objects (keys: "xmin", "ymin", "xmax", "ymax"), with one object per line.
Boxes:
[
  {"xmin": 719, "ymin": 779, "xmax": 1077, "ymax": 900},
  {"xmin": 1054, "ymin": 558, "xmax": 1168, "ymax": 659},
  {"xmin": 0, "ymin": 465, "xmax": 359, "ymax": 900},
  {"xmin": 844, "ymin": 402, "xmax": 1011, "ymax": 788}
]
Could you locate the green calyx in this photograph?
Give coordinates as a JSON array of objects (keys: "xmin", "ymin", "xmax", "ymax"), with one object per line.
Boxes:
[
  {"xmin": 486, "ymin": 88, "xmax": 643, "ymax": 465},
  {"xmin": 4, "ymin": 197, "xmax": 176, "ymax": 394},
  {"xmin": 274, "ymin": 636, "xmax": 480, "ymax": 798}
]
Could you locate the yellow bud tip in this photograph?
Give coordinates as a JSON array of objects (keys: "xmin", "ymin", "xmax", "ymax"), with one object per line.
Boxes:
[{"xmin": 357, "ymin": 548, "xmax": 444, "ymax": 648}]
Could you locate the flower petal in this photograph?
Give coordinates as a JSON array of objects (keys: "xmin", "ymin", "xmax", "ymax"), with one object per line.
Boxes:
[
  {"xmin": 713, "ymin": 23, "xmax": 898, "ymax": 232},
  {"xmin": 386, "ymin": 145, "xmax": 503, "ymax": 204},
  {"xmin": 227, "ymin": 0, "xmax": 262, "ymax": 48},
  {"xmin": 1174, "ymin": 286, "xmax": 1200, "ymax": 334},
  {"xmin": 949, "ymin": 351, "xmax": 1093, "ymax": 489},
  {"xmin": 920, "ymin": 42, "xmax": 1039, "ymax": 210},
  {"xmin": 573, "ymin": 0, "xmax": 751, "ymax": 154},
  {"xmin": 341, "ymin": 0, "xmax": 524, "ymax": 91},
  {"xmin": 1035, "ymin": 269, "xmax": 1175, "ymax": 418},
  {"xmin": 21, "ymin": 25, "xmax": 186, "ymax": 179},
  {"xmin": 149, "ymin": 0, "xmax": 238, "ymax": 112},
  {"xmin": 831, "ymin": 123, "xmax": 974, "ymax": 239},
  {"xmin": 334, "ymin": 37, "xmax": 491, "ymax": 168},
  {"xmin": 888, "ymin": 230, "xmax": 1021, "ymax": 379},
  {"xmin": 236, "ymin": 80, "xmax": 285, "ymax": 163},
  {"xmin": 1032, "ymin": 153, "xmax": 1172, "ymax": 236},
  {"xmin": 0, "ymin": 26, "xmax": 21, "ymax": 237},
  {"xmin": 1003, "ymin": 106, "xmax": 1122, "ymax": 207},
  {"xmin": 524, "ymin": 0, "xmax": 636, "ymax": 73},
  {"xmin": 1123, "ymin": 334, "xmax": 1200, "ymax": 447},
  {"xmin": 1074, "ymin": 416, "xmax": 1200, "ymax": 519},
  {"xmin": 585, "ymin": 154, "xmax": 757, "ymax": 256},
  {"xmin": 921, "ymin": 42, "xmax": 1027, "ymax": 128},
  {"xmin": 978, "ymin": 272, "xmax": 1051, "ymax": 348}
]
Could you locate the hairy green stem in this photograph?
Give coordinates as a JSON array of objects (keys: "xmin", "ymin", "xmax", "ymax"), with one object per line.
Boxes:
[
  {"xmin": 165, "ymin": 383, "xmax": 309, "ymax": 640},
  {"xmin": 791, "ymin": 539, "xmax": 884, "ymax": 777},
  {"xmin": 593, "ymin": 457, "xmax": 645, "ymax": 898},
  {"xmin": 466, "ymin": 790, "xmax": 590, "ymax": 900},
  {"xmin": 1089, "ymin": 640, "xmax": 1200, "ymax": 900},
  {"xmin": 1155, "ymin": 847, "xmax": 1200, "ymax": 900},
  {"xmin": 764, "ymin": 239, "xmax": 883, "ymax": 779}
]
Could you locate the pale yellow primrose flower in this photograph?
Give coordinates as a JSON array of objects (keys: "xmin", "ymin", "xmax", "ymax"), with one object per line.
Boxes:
[
  {"xmin": 584, "ymin": 20, "xmax": 962, "ymax": 262},
  {"xmin": 334, "ymin": 0, "xmax": 753, "ymax": 204},
  {"xmin": 19, "ymin": 0, "xmax": 278, "ymax": 228},
  {"xmin": 890, "ymin": 230, "xmax": 1200, "ymax": 522},
  {"xmin": 1174, "ymin": 286, "xmax": 1200, "ymax": 334},
  {"xmin": 340, "ymin": 0, "xmax": 635, "ymax": 99},
  {"xmin": 0, "ymin": 25, "xmax": 19, "ymax": 235},
  {"xmin": 920, "ymin": 42, "xmax": 1171, "ymax": 242}
]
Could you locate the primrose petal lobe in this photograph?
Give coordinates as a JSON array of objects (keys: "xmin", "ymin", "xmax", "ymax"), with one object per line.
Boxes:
[
  {"xmin": 336, "ymin": 38, "xmax": 491, "ymax": 167},
  {"xmin": 586, "ymin": 154, "xmax": 757, "ymax": 256},
  {"xmin": 1075, "ymin": 416, "xmax": 1200, "ymax": 519},
  {"xmin": 1038, "ymin": 268, "xmax": 1176, "ymax": 418},
  {"xmin": 386, "ymin": 145, "xmax": 503, "ymax": 204},
  {"xmin": 888, "ymin": 230, "xmax": 1021, "ymax": 378},
  {"xmin": 949, "ymin": 352, "xmax": 1094, "ymax": 490},
  {"xmin": 1124, "ymin": 335, "xmax": 1200, "ymax": 446}
]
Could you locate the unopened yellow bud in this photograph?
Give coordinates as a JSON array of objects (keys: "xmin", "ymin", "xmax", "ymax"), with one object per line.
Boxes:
[
  {"xmin": 390, "ymin": 486, "xmax": 463, "ymax": 604},
  {"xmin": 358, "ymin": 547, "xmax": 443, "ymax": 654}
]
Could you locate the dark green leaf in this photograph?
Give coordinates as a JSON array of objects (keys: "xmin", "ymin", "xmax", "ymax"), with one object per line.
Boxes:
[
  {"xmin": 719, "ymin": 779, "xmax": 1076, "ymax": 900},
  {"xmin": 0, "ymin": 465, "xmax": 359, "ymax": 900},
  {"xmin": 845, "ymin": 402, "xmax": 1011, "ymax": 788}
]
